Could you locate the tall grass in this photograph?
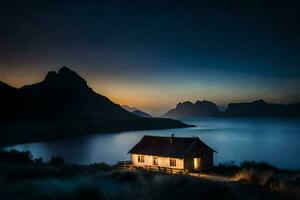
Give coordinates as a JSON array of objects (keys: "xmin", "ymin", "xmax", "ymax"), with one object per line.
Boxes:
[
  {"xmin": 1, "ymin": 150, "xmax": 298, "ymax": 200},
  {"xmin": 240, "ymin": 160, "xmax": 279, "ymax": 171},
  {"xmin": 234, "ymin": 162, "xmax": 300, "ymax": 199},
  {"xmin": 0, "ymin": 168, "xmax": 235, "ymax": 200},
  {"xmin": 29, "ymin": 177, "xmax": 106, "ymax": 200}
]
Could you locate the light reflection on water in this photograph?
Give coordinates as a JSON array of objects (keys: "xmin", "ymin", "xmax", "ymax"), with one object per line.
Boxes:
[{"xmin": 4, "ymin": 118, "xmax": 300, "ymax": 169}]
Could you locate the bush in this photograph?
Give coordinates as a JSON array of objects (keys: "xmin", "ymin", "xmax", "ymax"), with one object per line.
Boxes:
[
  {"xmin": 240, "ymin": 161, "xmax": 278, "ymax": 171},
  {"xmin": 0, "ymin": 150, "xmax": 34, "ymax": 164},
  {"xmin": 49, "ymin": 156, "xmax": 64, "ymax": 167},
  {"xmin": 234, "ymin": 168, "xmax": 300, "ymax": 198},
  {"xmin": 34, "ymin": 157, "xmax": 43, "ymax": 164},
  {"xmin": 202, "ymin": 160, "xmax": 239, "ymax": 176}
]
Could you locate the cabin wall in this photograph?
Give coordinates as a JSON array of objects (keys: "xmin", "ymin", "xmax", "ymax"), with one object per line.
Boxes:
[
  {"xmin": 199, "ymin": 150, "xmax": 213, "ymax": 169},
  {"xmin": 131, "ymin": 154, "xmax": 184, "ymax": 169},
  {"xmin": 183, "ymin": 156, "xmax": 194, "ymax": 171}
]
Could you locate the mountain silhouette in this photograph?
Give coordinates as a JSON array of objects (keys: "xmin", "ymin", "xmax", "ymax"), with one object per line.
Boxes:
[
  {"xmin": 0, "ymin": 67, "xmax": 190, "ymax": 145},
  {"xmin": 223, "ymin": 99, "xmax": 300, "ymax": 117},
  {"xmin": 122, "ymin": 105, "xmax": 152, "ymax": 118},
  {"xmin": 17, "ymin": 67, "xmax": 135, "ymax": 120},
  {"xmin": 163, "ymin": 100, "xmax": 220, "ymax": 118},
  {"xmin": 162, "ymin": 99, "xmax": 300, "ymax": 118},
  {"xmin": 122, "ymin": 105, "xmax": 138, "ymax": 112},
  {"xmin": 132, "ymin": 109, "xmax": 152, "ymax": 118},
  {"xmin": 0, "ymin": 81, "xmax": 21, "ymax": 117}
]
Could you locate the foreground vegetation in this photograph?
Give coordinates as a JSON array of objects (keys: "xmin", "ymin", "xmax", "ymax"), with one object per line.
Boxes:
[{"xmin": 0, "ymin": 150, "xmax": 299, "ymax": 200}]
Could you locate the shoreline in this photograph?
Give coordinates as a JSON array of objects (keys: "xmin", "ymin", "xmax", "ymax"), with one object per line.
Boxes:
[{"xmin": 0, "ymin": 119, "xmax": 194, "ymax": 147}]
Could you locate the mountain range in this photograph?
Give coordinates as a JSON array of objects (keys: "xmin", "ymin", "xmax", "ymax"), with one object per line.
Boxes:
[
  {"xmin": 1, "ymin": 67, "xmax": 299, "ymax": 145},
  {"xmin": 223, "ymin": 99, "xmax": 300, "ymax": 117},
  {"xmin": 162, "ymin": 100, "xmax": 220, "ymax": 118},
  {"xmin": 121, "ymin": 105, "xmax": 138, "ymax": 112},
  {"xmin": 122, "ymin": 105, "xmax": 152, "ymax": 118},
  {"xmin": 163, "ymin": 99, "xmax": 300, "ymax": 118},
  {"xmin": 0, "ymin": 67, "xmax": 189, "ymax": 145},
  {"xmin": 132, "ymin": 110, "xmax": 152, "ymax": 118}
]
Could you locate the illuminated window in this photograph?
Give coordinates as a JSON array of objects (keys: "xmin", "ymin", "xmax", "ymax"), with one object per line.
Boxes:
[
  {"xmin": 138, "ymin": 155, "xmax": 144, "ymax": 163},
  {"xmin": 152, "ymin": 157, "xmax": 158, "ymax": 165},
  {"xmin": 170, "ymin": 158, "xmax": 176, "ymax": 167}
]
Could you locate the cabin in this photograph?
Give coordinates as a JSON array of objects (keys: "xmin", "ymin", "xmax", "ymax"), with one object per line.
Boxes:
[{"xmin": 128, "ymin": 135, "xmax": 216, "ymax": 172}]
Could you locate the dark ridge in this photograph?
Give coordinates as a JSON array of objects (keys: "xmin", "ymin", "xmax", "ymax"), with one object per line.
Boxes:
[
  {"xmin": 163, "ymin": 100, "xmax": 220, "ymax": 118},
  {"xmin": 132, "ymin": 109, "xmax": 152, "ymax": 118},
  {"xmin": 0, "ymin": 67, "xmax": 191, "ymax": 146},
  {"xmin": 163, "ymin": 99, "xmax": 300, "ymax": 118},
  {"xmin": 223, "ymin": 99, "xmax": 300, "ymax": 117}
]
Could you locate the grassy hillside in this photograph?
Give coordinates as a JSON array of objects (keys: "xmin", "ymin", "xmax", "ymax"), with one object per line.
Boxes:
[{"xmin": 0, "ymin": 150, "xmax": 299, "ymax": 200}]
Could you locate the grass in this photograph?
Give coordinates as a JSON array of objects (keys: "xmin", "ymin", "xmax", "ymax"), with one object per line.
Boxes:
[
  {"xmin": 202, "ymin": 160, "xmax": 300, "ymax": 199},
  {"xmin": 234, "ymin": 167, "xmax": 300, "ymax": 199},
  {"xmin": 1, "ymin": 163, "xmax": 298, "ymax": 200},
  {"xmin": 0, "ymin": 150, "xmax": 299, "ymax": 200},
  {"xmin": 0, "ymin": 165, "xmax": 236, "ymax": 200}
]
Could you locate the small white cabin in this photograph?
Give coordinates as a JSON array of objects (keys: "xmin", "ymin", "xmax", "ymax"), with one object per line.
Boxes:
[{"xmin": 128, "ymin": 135, "xmax": 216, "ymax": 172}]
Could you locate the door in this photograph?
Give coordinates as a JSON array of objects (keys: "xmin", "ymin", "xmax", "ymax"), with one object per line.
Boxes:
[
  {"xmin": 152, "ymin": 156, "xmax": 158, "ymax": 165},
  {"xmin": 194, "ymin": 158, "xmax": 201, "ymax": 170}
]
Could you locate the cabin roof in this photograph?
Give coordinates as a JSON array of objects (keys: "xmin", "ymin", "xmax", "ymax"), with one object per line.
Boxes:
[{"xmin": 128, "ymin": 135, "xmax": 216, "ymax": 158}]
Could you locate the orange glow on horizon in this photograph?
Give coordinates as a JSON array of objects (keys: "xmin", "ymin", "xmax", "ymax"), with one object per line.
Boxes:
[{"xmin": 1, "ymin": 66, "xmax": 297, "ymax": 116}]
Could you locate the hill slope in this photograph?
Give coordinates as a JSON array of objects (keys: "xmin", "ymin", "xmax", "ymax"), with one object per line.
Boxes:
[
  {"xmin": 223, "ymin": 99, "xmax": 300, "ymax": 117},
  {"xmin": 122, "ymin": 105, "xmax": 138, "ymax": 112},
  {"xmin": 132, "ymin": 109, "xmax": 152, "ymax": 118},
  {"xmin": 0, "ymin": 67, "xmax": 190, "ymax": 145}
]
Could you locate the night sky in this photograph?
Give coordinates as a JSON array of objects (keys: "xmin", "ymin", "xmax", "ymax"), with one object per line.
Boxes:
[{"xmin": 1, "ymin": 0, "xmax": 299, "ymax": 115}]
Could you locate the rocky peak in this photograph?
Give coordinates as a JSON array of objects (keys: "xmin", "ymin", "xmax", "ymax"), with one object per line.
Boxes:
[
  {"xmin": 21, "ymin": 67, "xmax": 90, "ymax": 95},
  {"xmin": 176, "ymin": 101, "xmax": 193, "ymax": 109},
  {"xmin": 253, "ymin": 99, "xmax": 267, "ymax": 104}
]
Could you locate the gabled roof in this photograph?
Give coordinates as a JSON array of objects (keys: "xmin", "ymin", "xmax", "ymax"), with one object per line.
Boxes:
[{"xmin": 128, "ymin": 135, "xmax": 216, "ymax": 158}]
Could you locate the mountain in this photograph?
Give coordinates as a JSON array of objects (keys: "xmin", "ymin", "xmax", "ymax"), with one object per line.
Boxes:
[
  {"xmin": 163, "ymin": 100, "xmax": 220, "ymax": 118},
  {"xmin": 16, "ymin": 67, "xmax": 135, "ymax": 120},
  {"xmin": 0, "ymin": 67, "xmax": 190, "ymax": 146},
  {"xmin": 163, "ymin": 99, "xmax": 300, "ymax": 118},
  {"xmin": 132, "ymin": 109, "xmax": 152, "ymax": 118},
  {"xmin": 0, "ymin": 81, "xmax": 21, "ymax": 118},
  {"xmin": 122, "ymin": 105, "xmax": 152, "ymax": 118},
  {"xmin": 122, "ymin": 105, "xmax": 138, "ymax": 112},
  {"xmin": 223, "ymin": 99, "xmax": 300, "ymax": 117}
]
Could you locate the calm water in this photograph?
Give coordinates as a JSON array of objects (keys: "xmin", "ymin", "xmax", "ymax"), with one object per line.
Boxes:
[{"xmin": 4, "ymin": 118, "xmax": 300, "ymax": 169}]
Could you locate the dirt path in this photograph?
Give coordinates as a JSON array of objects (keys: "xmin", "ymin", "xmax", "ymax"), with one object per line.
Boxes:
[{"xmin": 189, "ymin": 173, "xmax": 234, "ymax": 182}]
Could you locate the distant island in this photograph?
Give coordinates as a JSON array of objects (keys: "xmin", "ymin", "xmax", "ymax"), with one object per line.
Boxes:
[
  {"xmin": 163, "ymin": 99, "xmax": 300, "ymax": 118},
  {"xmin": 0, "ymin": 67, "xmax": 190, "ymax": 146}
]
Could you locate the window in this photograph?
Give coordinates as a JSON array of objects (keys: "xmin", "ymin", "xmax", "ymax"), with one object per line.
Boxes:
[
  {"xmin": 170, "ymin": 158, "xmax": 176, "ymax": 167},
  {"xmin": 138, "ymin": 155, "xmax": 144, "ymax": 163},
  {"xmin": 152, "ymin": 157, "xmax": 158, "ymax": 165}
]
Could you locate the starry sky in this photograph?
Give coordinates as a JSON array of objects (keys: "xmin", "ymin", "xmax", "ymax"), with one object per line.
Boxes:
[{"xmin": 0, "ymin": 0, "xmax": 300, "ymax": 115}]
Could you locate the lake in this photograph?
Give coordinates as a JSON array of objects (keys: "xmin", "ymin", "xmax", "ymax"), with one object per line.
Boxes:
[{"xmin": 4, "ymin": 118, "xmax": 300, "ymax": 169}]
